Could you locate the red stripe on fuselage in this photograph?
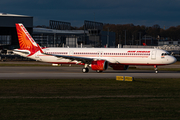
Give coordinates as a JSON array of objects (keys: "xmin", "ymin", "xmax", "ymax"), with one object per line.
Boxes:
[
  {"xmin": 49, "ymin": 62, "xmax": 167, "ymax": 66},
  {"xmin": 38, "ymin": 55, "xmax": 150, "ymax": 58}
]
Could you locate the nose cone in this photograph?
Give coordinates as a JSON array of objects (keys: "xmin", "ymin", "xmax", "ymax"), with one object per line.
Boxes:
[{"xmin": 170, "ymin": 56, "xmax": 177, "ymax": 64}]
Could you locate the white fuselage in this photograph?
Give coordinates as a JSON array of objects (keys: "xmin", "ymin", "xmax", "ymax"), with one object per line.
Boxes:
[{"xmin": 14, "ymin": 48, "xmax": 177, "ymax": 66}]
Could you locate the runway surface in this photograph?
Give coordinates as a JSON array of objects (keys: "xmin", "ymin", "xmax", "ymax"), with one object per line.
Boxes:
[{"xmin": 0, "ymin": 66, "xmax": 180, "ymax": 79}]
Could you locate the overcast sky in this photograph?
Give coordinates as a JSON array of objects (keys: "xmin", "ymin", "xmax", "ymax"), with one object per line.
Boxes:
[{"xmin": 1, "ymin": 0, "xmax": 180, "ymax": 28}]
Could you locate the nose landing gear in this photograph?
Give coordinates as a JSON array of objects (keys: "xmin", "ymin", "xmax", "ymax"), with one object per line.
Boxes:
[{"xmin": 154, "ymin": 65, "xmax": 158, "ymax": 74}]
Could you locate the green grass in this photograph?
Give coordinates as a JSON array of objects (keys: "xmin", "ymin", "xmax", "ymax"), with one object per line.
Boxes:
[{"xmin": 0, "ymin": 78, "xmax": 180, "ymax": 120}]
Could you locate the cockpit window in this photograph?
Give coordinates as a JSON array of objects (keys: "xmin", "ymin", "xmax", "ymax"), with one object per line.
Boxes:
[{"xmin": 161, "ymin": 52, "xmax": 170, "ymax": 56}]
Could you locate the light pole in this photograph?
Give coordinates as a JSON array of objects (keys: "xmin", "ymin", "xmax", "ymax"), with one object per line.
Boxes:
[
  {"xmin": 125, "ymin": 30, "xmax": 126, "ymax": 45},
  {"xmin": 107, "ymin": 28, "xmax": 109, "ymax": 47},
  {"xmin": 139, "ymin": 32, "xmax": 141, "ymax": 45},
  {"xmin": 157, "ymin": 35, "xmax": 160, "ymax": 46}
]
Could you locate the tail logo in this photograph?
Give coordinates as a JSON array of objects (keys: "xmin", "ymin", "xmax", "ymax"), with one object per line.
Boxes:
[
  {"xmin": 19, "ymin": 24, "xmax": 38, "ymax": 47},
  {"xmin": 16, "ymin": 23, "xmax": 43, "ymax": 56}
]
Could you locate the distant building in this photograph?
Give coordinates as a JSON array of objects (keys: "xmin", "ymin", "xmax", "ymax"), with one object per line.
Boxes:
[
  {"xmin": 158, "ymin": 40, "xmax": 180, "ymax": 46},
  {"xmin": 0, "ymin": 13, "xmax": 33, "ymax": 49},
  {"xmin": 0, "ymin": 13, "xmax": 116, "ymax": 50},
  {"xmin": 33, "ymin": 27, "xmax": 116, "ymax": 48},
  {"xmin": 33, "ymin": 20, "xmax": 116, "ymax": 48},
  {"xmin": 33, "ymin": 27, "xmax": 87, "ymax": 47}
]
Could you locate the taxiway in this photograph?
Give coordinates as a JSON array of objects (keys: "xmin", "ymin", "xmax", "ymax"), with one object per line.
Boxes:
[{"xmin": 0, "ymin": 66, "xmax": 179, "ymax": 79}]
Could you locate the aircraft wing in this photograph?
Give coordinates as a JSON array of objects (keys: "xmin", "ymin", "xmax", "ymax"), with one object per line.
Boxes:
[{"xmin": 43, "ymin": 53, "xmax": 99, "ymax": 64}]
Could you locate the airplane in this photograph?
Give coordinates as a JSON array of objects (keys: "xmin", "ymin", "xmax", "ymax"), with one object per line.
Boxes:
[{"xmin": 13, "ymin": 23, "xmax": 177, "ymax": 73}]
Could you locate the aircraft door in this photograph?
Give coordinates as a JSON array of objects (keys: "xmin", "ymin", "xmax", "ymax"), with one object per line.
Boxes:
[
  {"xmin": 69, "ymin": 50, "xmax": 74, "ymax": 56},
  {"xmin": 151, "ymin": 50, "xmax": 156, "ymax": 60},
  {"xmin": 97, "ymin": 51, "xmax": 103, "ymax": 57}
]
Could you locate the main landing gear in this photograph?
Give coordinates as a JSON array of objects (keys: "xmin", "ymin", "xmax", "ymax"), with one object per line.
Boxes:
[
  {"xmin": 82, "ymin": 64, "xmax": 103, "ymax": 73},
  {"xmin": 154, "ymin": 65, "xmax": 158, "ymax": 74},
  {"xmin": 82, "ymin": 64, "xmax": 89, "ymax": 73},
  {"xmin": 82, "ymin": 68, "xmax": 89, "ymax": 73}
]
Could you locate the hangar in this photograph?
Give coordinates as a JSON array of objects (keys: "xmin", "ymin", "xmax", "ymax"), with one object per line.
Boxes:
[
  {"xmin": 0, "ymin": 13, "xmax": 33, "ymax": 50},
  {"xmin": 0, "ymin": 13, "xmax": 115, "ymax": 53},
  {"xmin": 33, "ymin": 20, "xmax": 115, "ymax": 48}
]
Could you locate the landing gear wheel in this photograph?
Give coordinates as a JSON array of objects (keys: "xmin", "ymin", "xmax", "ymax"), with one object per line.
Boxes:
[
  {"xmin": 96, "ymin": 70, "xmax": 103, "ymax": 73},
  {"xmin": 154, "ymin": 65, "xmax": 158, "ymax": 74},
  {"xmin": 82, "ymin": 68, "xmax": 89, "ymax": 73}
]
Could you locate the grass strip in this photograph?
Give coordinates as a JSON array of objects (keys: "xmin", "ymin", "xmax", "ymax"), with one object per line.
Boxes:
[{"xmin": 0, "ymin": 78, "xmax": 180, "ymax": 120}]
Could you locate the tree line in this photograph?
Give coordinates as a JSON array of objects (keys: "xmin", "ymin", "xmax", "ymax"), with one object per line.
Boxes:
[
  {"xmin": 72, "ymin": 24, "xmax": 180, "ymax": 45},
  {"xmin": 102, "ymin": 24, "xmax": 180, "ymax": 45}
]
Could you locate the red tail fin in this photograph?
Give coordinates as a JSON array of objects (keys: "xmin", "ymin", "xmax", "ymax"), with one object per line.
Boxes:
[
  {"xmin": 16, "ymin": 23, "xmax": 43, "ymax": 56},
  {"xmin": 143, "ymin": 43, "xmax": 147, "ymax": 46}
]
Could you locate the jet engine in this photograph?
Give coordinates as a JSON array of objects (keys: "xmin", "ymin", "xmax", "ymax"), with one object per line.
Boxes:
[{"xmin": 91, "ymin": 60, "xmax": 108, "ymax": 71}]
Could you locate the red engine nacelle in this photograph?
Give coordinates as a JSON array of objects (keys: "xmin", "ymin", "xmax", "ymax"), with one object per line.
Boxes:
[
  {"xmin": 110, "ymin": 64, "xmax": 129, "ymax": 70},
  {"xmin": 91, "ymin": 60, "xmax": 108, "ymax": 71}
]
